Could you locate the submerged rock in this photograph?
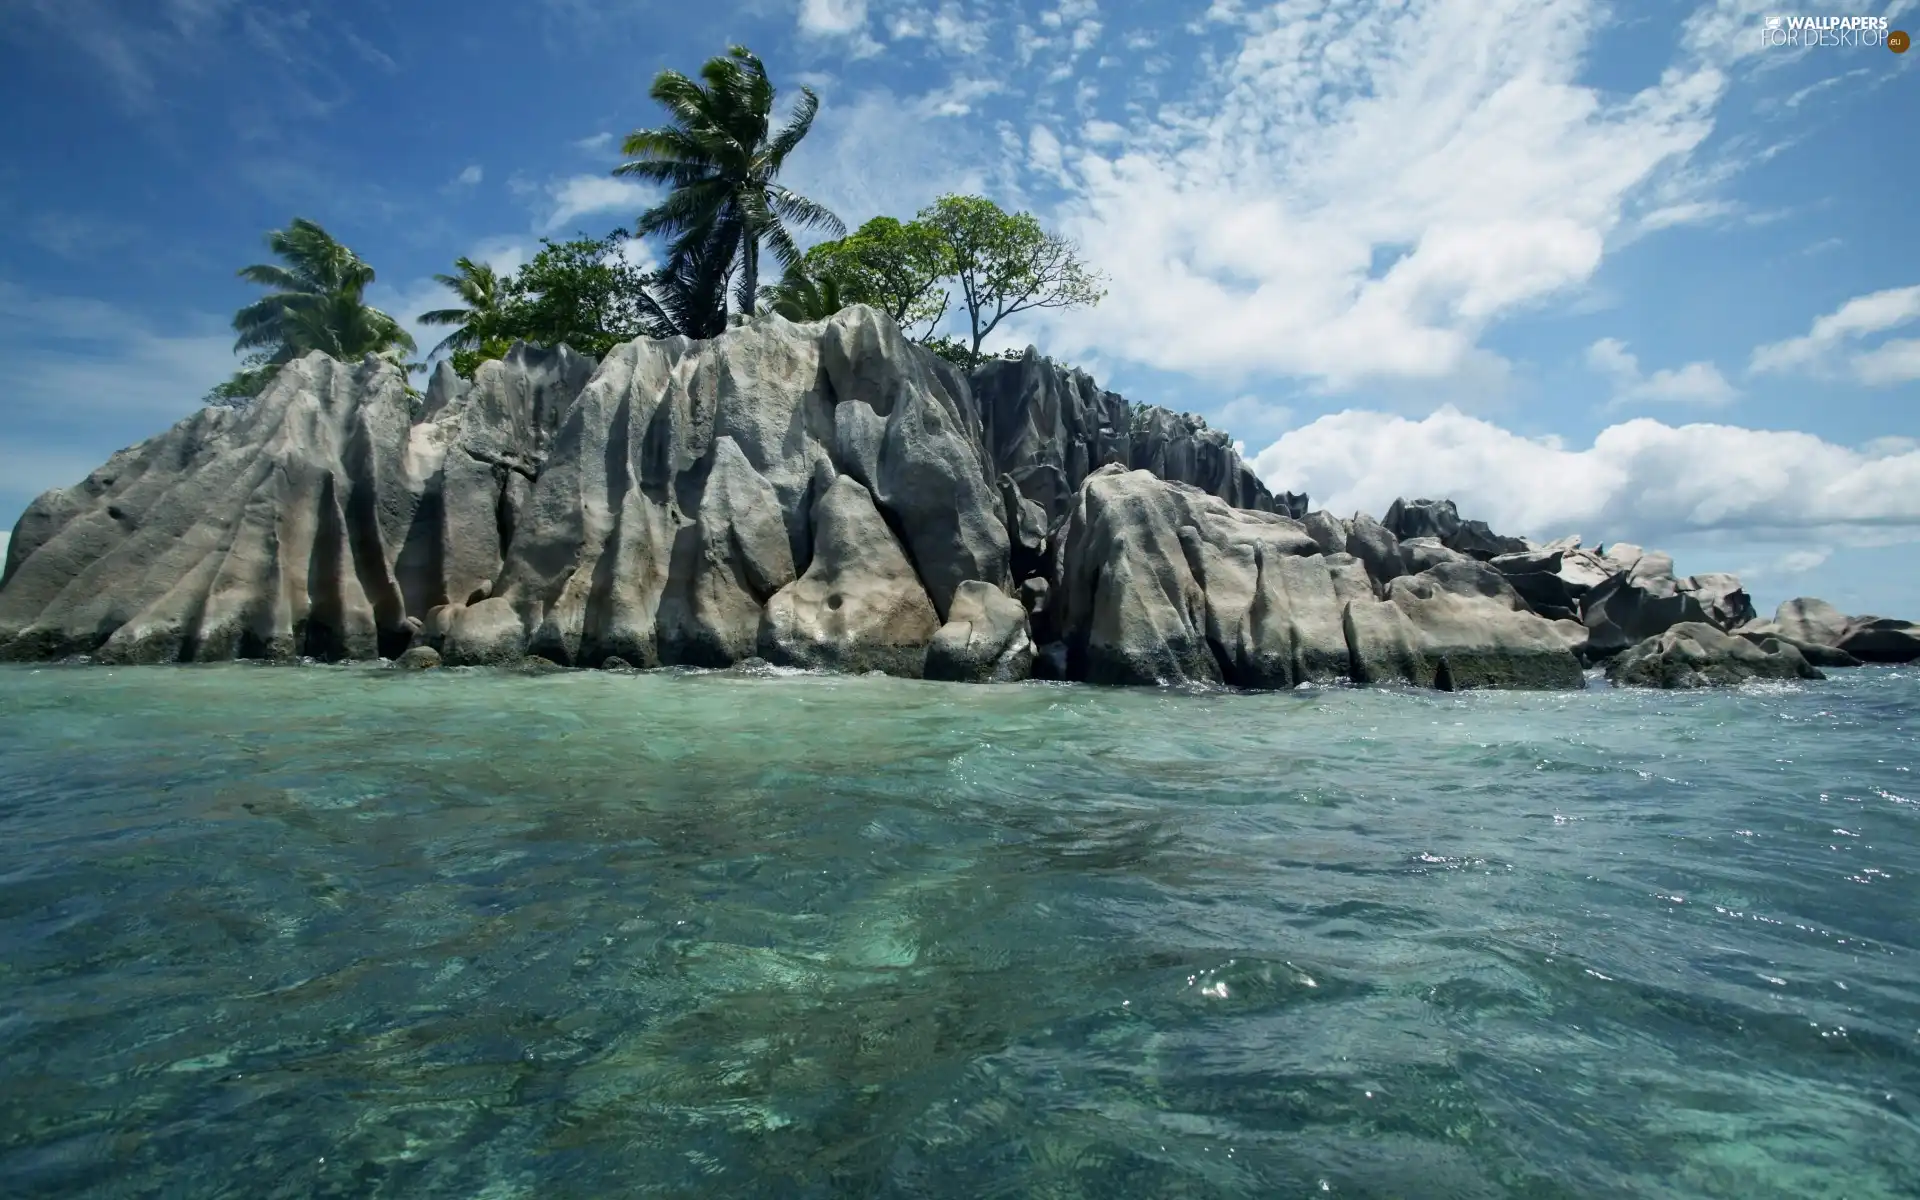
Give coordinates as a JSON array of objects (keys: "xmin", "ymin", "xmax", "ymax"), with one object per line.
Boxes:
[
  {"xmin": 1606, "ymin": 622, "xmax": 1825, "ymax": 688},
  {"xmin": 395, "ymin": 645, "xmax": 441, "ymax": 670}
]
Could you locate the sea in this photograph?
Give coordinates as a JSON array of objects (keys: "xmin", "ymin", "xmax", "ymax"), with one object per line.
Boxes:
[{"xmin": 0, "ymin": 662, "xmax": 1915, "ymax": 1199}]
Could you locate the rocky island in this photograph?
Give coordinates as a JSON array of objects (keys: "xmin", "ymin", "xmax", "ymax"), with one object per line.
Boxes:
[{"xmin": 2, "ymin": 306, "xmax": 1915, "ymax": 687}]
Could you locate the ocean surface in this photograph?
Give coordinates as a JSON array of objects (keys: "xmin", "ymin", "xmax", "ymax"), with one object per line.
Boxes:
[{"xmin": 0, "ymin": 662, "xmax": 1915, "ymax": 1199}]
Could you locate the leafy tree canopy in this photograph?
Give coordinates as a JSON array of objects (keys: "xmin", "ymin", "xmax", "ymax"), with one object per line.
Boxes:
[
  {"xmin": 208, "ymin": 217, "xmax": 417, "ymax": 406},
  {"xmin": 799, "ymin": 216, "xmax": 951, "ymax": 338},
  {"xmin": 917, "ymin": 194, "xmax": 1105, "ymax": 366}
]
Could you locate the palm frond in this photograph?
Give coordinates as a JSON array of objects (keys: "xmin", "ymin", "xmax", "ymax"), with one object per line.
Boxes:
[{"xmin": 764, "ymin": 87, "xmax": 820, "ymax": 167}]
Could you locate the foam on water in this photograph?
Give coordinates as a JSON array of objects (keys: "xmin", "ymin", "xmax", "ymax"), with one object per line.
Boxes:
[{"xmin": 0, "ymin": 663, "xmax": 1915, "ymax": 1198}]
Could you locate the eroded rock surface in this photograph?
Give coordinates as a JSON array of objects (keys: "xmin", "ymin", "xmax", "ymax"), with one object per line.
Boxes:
[
  {"xmin": 5, "ymin": 307, "xmax": 1907, "ymax": 690},
  {"xmin": 925, "ymin": 579, "xmax": 1035, "ymax": 683},
  {"xmin": 1741, "ymin": 598, "xmax": 1920, "ymax": 665},
  {"xmin": 1607, "ymin": 622, "xmax": 1824, "ymax": 688}
]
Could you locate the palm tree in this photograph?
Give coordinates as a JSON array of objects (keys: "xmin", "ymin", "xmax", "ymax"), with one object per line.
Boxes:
[
  {"xmin": 417, "ymin": 257, "xmax": 505, "ymax": 355},
  {"xmin": 757, "ymin": 262, "xmax": 852, "ymax": 323},
  {"xmin": 614, "ymin": 45, "xmax": 844, "ymax": 323},
  {"xmin": 638, "ymin": 228, "xmax": 733, "ymax": 340},
  {"xmin": 209, "ymin": 218, "xmax": 416, "ymax": 403}
]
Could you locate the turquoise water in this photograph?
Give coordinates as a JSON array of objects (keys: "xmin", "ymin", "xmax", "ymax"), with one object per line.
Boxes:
[{"xmin": 0, "ymin": 664, "xmax": 1915, "ymax": 1199}]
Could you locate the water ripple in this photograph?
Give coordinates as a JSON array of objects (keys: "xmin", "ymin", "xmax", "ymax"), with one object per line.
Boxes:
[{"xmin": 0, "ymin": 663, "xmax": 1914, "ymax": 1198}]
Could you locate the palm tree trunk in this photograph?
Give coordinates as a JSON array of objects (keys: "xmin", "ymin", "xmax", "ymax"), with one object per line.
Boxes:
[{"xmin": 738, "ymin": 233, "xmax": 759, "ymax": 318}]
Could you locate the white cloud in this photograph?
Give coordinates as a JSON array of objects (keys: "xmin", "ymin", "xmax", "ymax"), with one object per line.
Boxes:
[
  {"xmin": 1251, "ymin": 406, "xmax": 1920, "ymax": 548},
  {"xmin": 797, "ymin": 0, "xmax": 884, "ymax": 56},
  {"xmin": 783, "ymin": 85, "xmax": 1008, "ymax": 232},
  {"xmin": 1215, "ymin": 394, "xmax": 1295, "ymax": 443},
  {"xmin": 541, "ymin": 174, "xmax": 657, "ymax": 233},
  {"xmin": 469, "ymin": 236, "xmax": 534, "ymax": 277},
  {"xmin": 799, "ymin": 0, "xmax": 867, "ymax": 35},
  {"xmin": 0, "ymin": 530, "xmax": 10, "ymax": 565},
  {"xmin": 1749, "ymin": 285, "xmax": 1920, "ymax": 385},
  {"xmin": 0, "ymin": 281, "xmax": 243, "ymax": 522},
  {"xmin": 1024, "ymin": 0, "xmax": 1730, "ymax": 391},
  {"xmin": 0, "ymin": 282, "xmax": 237, "ymax": 421},
  {"xmin": 1586, "ymin": 337, "xmax": 1738, "ymax": 407},
  {"xmin": 1769, "ymin": 547, "xmax": 1832, "ymax": 576},
  {"xmin": 456, "ymin": 164, "xmax": 483, "ymax": 186}
]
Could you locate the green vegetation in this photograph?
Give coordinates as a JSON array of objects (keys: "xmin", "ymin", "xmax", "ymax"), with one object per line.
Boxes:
[
  {"xmin": 616, "ymin": 45, "xmax": 845, "ymax": 319},
  {"xmin": 417, "ymin": 257, "xmax": 505, "ymax": 356},
  {"xmin": 790, "ymin": 215, "xmax": 952, "ymax": 337},
  {"xmin": 918, "ymin": 194, "xmax": 1106, "ymax": 365},
  {"xmin": 210, "ymin": 46, "xmax": 1108, "ymax": 400},
  {"xmin": 206, "ymin": 218, "xmax": 417, "ymax": 405}
]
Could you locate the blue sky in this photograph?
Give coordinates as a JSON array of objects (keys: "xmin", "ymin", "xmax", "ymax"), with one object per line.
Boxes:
[{"xmin": 1, "ymin": 0, "xmax": 1916, "ymax": 617}]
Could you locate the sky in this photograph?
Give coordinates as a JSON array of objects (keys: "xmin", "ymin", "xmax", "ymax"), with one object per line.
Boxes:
[{"xmin": 0, "ymin": 0, "xmax": 1916, "ymax": 617}]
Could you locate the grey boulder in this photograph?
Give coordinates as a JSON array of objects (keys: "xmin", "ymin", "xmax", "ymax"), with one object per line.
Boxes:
[
  {"xmin": 1490, "ymin": 545, "xmax": 1613, "ymax": 622},
  {"xmin": 1746, "ymin": 597, "xmax": 1920, "ymax": 664},
  {"xmin": 1055, "ymin": 465, "xmax": 1322, "ymax": 686},
  {"xmin": 443, "ymin": 597, "xmax": 528, "ymax": 666},
  {"xmin": 395, "ymin": 645, "xmax": 442, "ymax": 670},
  {"xmin": 1677, "ymin": 572, "xmax": 1757, "ymax": 631},
  {"xmin": 1581, "ymin": 551, "xmax": 1710, "ymax": 660},
  {"xmin": 1606, "ymin": 622, "xmax": 1824, "ymax": 688},
  {"xmin": 1301, "ymin": 510, "xmax": 1351, "ymax": 557},
  {"xmin": 1344, "ymin": 512, "xmax": 1407, "ymax": 591},
  {"xmin": 1837, "ymin": 617, "xmax": 1920, "ymax": 664},
  {"xmin": 1385, "ymin": 561, "xmax": 1586, "ymax": 690},
  {"xmin": 1399, "ymin": 536, "xmax": 1474, "ymax": 575},
  {"xmin": 758, "ymin": 475, "xmax": 941, "ymax": 676},
  {"xmin": 1382, "ymin": 497, "xmax": 1529, "ymax": 561},
  {"xmin": 924, "ymin": 580, "xmax": 1035, "ymax": 683}
]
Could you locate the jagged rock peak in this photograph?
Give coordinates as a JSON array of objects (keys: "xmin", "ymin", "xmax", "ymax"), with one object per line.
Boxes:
[{"xmin": 969, "ymin": 345, "xmax": 1306, "ymax": 527}]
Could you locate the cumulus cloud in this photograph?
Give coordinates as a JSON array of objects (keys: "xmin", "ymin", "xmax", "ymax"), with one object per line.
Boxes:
[
  {"xmin": 1250, "ymin": 407, "xmax": 1920, "ymax": 547},
  {"xmin": 797, "ymin": 0, "xmax": 884, "ymax": 56},
  {"xmin": 1748, "ymin": 284, "xmax": 1920, "ymax": 385},
  {"xmin": 1026, "ymin": 0, "xmax": 1728, "ymax": 390},
  {"xmin": 455, "ymin": 164, "xmax": 483, "ymax": 186},
  {"xmin": 540, "ymin": 174, "xmax": 656, "ymax": 233},
  {"xmin": 1585, "ymin": 337, "xmax": 1738, "ymax": 406}
]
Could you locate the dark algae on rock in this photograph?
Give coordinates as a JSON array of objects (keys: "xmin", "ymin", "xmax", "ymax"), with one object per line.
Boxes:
[{"xmin": 3, "ymin": 306, "xmax": 1916, "ymax": 687}]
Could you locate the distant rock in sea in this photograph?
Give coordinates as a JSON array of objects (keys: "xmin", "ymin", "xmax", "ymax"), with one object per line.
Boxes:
[{"xmin": 2, "ymin": 305, "xmax": 1914, "ymax": 686}]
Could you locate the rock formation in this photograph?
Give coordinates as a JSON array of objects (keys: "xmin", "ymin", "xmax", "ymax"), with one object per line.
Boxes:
[
  {"xmin": 3, "ymin": 305, "xmax": 1914, "ymax": 687},
  {"xmin": 1738, "ymin": 598, "xmax": 1920, "ymax": 666},
  {"xmin": 1606, "ymin": 622, "xmax": 1824, "ymax": 688}
]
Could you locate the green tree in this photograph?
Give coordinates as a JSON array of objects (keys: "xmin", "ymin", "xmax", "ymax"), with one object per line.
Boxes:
[
  {"xmin": 917, "ymin": 194, "xmax": 1105, "ymax": 367},
  {"xmin": 801, "ymin": 215, "xmax": 951, "ymax": 337},
  {"xmin": 614, "ymin": 45, "xmax": 843, "ymax": 322},
  {"xmin": 758, "ymin": 261, "xmax": 853, "ymax": 322},
  {"xmin": 418, "ymin": 257, "xmax": 507, "ymax": 357},
  {"xmin": 208, "ymin": 217, "xmax": 417, "ymax": 404},
  {"xmin": 497, "ymin": 230, "xmax": 658, "ymax": 360}
]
